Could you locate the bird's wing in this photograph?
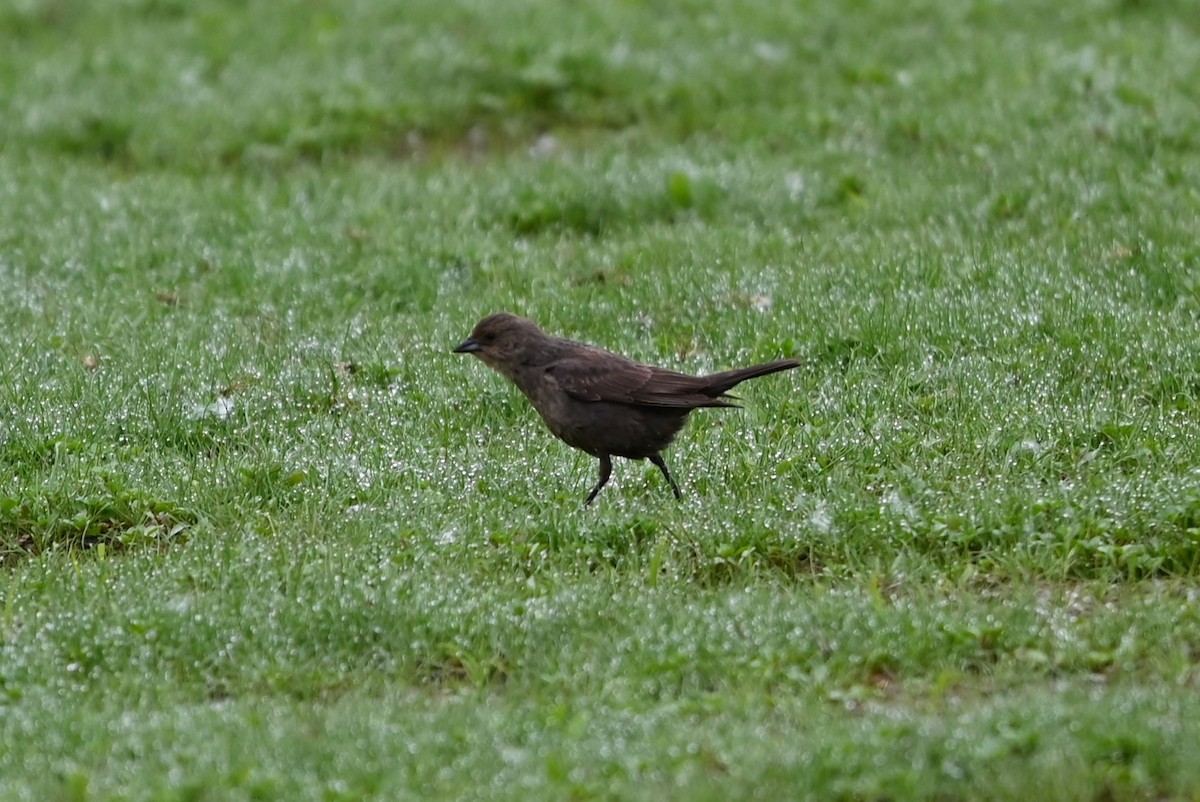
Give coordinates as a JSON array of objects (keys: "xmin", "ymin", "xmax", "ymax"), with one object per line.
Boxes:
[{"xmin": 546, "ymin": 354, "xmax": 735, "ymax": 409}]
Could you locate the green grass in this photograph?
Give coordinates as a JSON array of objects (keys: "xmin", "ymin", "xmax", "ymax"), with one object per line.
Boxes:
[{"xmin": 2, "ymin": 0, "xmax": 1200, "ymax": 798}]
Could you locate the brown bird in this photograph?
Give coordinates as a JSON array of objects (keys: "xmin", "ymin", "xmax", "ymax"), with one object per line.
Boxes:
[{"xmin": 454, "ymin": 313, "xmax": 800, "ymax": 503}]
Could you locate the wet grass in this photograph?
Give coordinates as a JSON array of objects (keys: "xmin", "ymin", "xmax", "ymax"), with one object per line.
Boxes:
[{"xmin": 2, "ymin": 0, "xmax": 1200, "ymax": 799}]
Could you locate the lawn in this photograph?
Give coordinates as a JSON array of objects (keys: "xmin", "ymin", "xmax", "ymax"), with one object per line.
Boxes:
[{"xmin": 2, "ymin": 0, "xmax": 1200, "ymax": 799}]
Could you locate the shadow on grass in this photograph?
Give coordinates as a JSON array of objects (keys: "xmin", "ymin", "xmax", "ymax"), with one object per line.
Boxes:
[
  {"xmin": 497, "ymin": 171, "xmax": 721, "ymax": 237},
  {"xmin": 488, "ymin": 514, "xmax": 821, "ymax": 587}
]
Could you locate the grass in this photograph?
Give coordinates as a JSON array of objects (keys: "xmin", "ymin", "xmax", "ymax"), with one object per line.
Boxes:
[{"xmin": 2, "ymin": 0, "xmax": 1200, "ymax": 798}]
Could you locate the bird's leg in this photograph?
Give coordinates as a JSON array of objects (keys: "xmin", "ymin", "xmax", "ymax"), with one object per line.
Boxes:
[
  {"xmin": 649, "ymin": 454, "xmax": 682, "ymax": 500},
  {"xmin": 584, "ymin": 454, "xmax": 613, "ymax": 505}
]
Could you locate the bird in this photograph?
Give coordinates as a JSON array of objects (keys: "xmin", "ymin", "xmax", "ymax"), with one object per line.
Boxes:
[{"xmin": 453, "ymin": 312, "xmax": 801, "ymax": 504}]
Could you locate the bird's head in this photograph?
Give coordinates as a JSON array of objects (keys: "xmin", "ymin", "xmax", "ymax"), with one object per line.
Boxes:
[{"xmin": 453, "ymin": 313, "xmax": 545, "ymax": 374}]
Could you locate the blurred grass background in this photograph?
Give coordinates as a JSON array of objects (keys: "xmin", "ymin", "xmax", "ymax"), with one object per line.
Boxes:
[{"xmin": 2, "ymin": 0, "xmax": 1200, "ymax": 799}]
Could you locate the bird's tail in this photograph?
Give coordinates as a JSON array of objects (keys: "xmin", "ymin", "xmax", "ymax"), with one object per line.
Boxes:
[{"xmin": 701, "ymin": 359, "xmax": 801, "ymax": 398}]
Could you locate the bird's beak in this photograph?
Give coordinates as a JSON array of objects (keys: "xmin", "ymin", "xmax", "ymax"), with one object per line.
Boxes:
[{"xmin": 453, "ymin": 338, "xmax": 481, "ymax": 354}]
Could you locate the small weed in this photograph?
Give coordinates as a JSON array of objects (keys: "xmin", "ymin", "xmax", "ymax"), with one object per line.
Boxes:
[{"xmin": 0, "ymin": 482, "xmax": 195, "ymax": 565}]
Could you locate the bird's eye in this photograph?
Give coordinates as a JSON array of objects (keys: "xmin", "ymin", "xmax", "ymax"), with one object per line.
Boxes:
[{"xmin": 483, "ymin": 333, "xmax": 497, "ymax": 343}]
